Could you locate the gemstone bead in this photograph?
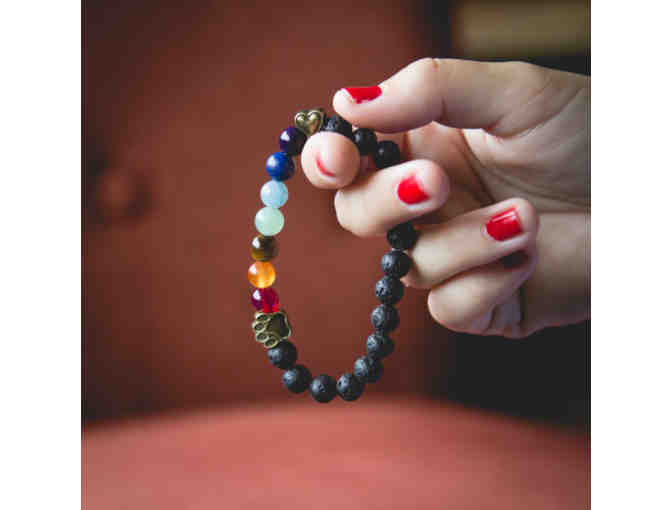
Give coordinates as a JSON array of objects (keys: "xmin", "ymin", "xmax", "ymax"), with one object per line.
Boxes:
[
  {"xmin": 248, "ymin": 261, "xmax": 276, "ymax": 288},
  {"xmin": 250, "ymin": 235, "xmax": 278, "ymax": 261},
  {"xmin": 381, "ymin": 249, "xmax": 412, "ymax": 278},
  {"xmin": 353, "ymin": 128, "xmax": 378, "ymax": 155},
  {"xmin": 283, "ymin": 364, "xmax": 312, "ymax": 393},
  {"xmin": 260, "ymin": 180, "xmax": 289, "ymax": 208},
  {"xmin": 267, "ymin": 340, "xmax": 298, "ymax": 369},
  {"xmin": 371, "ymin": 304, "xmax": 400, "ymax": 333},
  {"xmin": 255, "ymin": 207, "xmax": 285, "ymax": 236},
  {"xmin": 375, "ymin": 276, "xmax": 405, "ymax": 305},
  {"xmin": 309, "ymin": 374, "xmax": 338, "ymax": 403},
  {"xmin": 353, "ymin": 355, "xmax": 384, "ymax": 383},
  {"xmin": 372, "ymin": 140, "xmax": 402, "ymax": 169},
  {"xmin": 336, "ymin": 373, "xmax": 365, "ymax": 401},
  {"xmin": 279, "ymin": 126, "xmax": 307, "ymax": 156},
  {"xmin": 366, "ymin": 332, "xmax": 395, "ymax": 360},
  {"xmin": 386, "ymin": 222, "xmax": 418, "ymax": 250},
  {"xmin": 266, "ymin": 151, "xmax": 295, "ymax": 181},
  {"xmin": 322, "ymin": 114, "xmax": 353, "ymax": 139},
  {"xmin": 251, "ymin": 287, "xmax": 279, "ymax": 312}
]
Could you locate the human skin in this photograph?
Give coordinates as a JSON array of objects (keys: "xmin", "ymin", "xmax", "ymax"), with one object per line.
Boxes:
[{"xmin": 301, "ymin": 58, "xmax": 590, "ymax": 338}]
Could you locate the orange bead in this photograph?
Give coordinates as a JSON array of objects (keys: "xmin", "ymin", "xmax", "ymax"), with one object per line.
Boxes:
[{"xmin": 248, "ymin": 261, "xmax": 276, "ymax": 288}]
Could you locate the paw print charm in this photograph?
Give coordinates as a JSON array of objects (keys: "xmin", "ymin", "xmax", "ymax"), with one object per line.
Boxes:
[{"xmin": 252, "ymin": 310, "xmax": 292, "ymax": 349}]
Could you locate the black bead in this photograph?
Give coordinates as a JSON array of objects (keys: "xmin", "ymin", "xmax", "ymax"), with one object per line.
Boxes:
[
  {"xmin": 282, "ymin": 364, "xmax": 312, "ymax": 393},
  {"xmin": 353, "ymin": 355, "xmax": 384, "ymax": 383},
  {"xmin": 366, "ymin": 332, "xmax": 395, "ymax": 360},
  {"xmin": 375, "ymin": 275, "xmax": 404, "ymax": 305},
  {"xmin": 371, "ymin": 304, "xmax": 400, "ymax": 333},
  {"xmin": 336, "ymin": 373, "xmax": 365, "ymax": 401},
  {"xmin": 372, "ymin": 140, "xmax": 401, "ymax": 169},
  {"xmin": 381, "ymin": 250, "xmax": 412, "ymax": 278},
  {"xmin": 352, "ymin": 128, "xmax": 378, "ymax": 155},
  {"xmin": 279, "ymin": 126, "xmax": 307, "ymax": 156},
  {"xmin": 267, "ymin": 341, "xmax": 298, "ymax": 369},
  {"xmin": 386, "ymin": 222, "xmax": 418, "ymax": 250},
  {"xmin": 322, "ymin": 114, "xmax": 353, "ymax": 139},
  {"xmin": 309, "ymin": 374, "xmax": 338, "ymax": 403}
]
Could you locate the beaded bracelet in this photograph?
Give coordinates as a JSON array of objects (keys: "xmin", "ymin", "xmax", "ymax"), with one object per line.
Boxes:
[{"xmin": 248, "ymin": 107, "xmax": 419, "ymax": 403}]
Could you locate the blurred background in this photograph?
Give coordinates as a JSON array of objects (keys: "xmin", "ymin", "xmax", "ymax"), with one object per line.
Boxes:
[{"xmin": 83, "ymin": 0, "xmax": 589, "ymax": 426}]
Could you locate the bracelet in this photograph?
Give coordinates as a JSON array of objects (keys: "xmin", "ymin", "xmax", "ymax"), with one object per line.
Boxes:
[{"xmin": 248, "ymin": 107, "xmax": 419, "ymax": 403}]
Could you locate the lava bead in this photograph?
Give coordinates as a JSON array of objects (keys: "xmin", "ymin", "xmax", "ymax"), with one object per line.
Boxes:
[
  {"xmin": 248, "ymin": 261, "xmax": 276, "ymax": 288},
  {"xmin": 267, "ymin": 341, "xmax": 298, "ymax": 369},
  {"xmin": 353, "ymin": 128, "xmax": 378, "ymax": 155},
  {"xmin": 250, "ymin": 235, "xmax": 278, "ymax": 261},
  {"xmin": 322, "ymin": 115, "xmax": 353, "ymax": 139},
  {"xmin": 279, "ymin": 126, "xmax": 307, "ymax": 156},
  {"xmin": 251, "ymin": 287, "xmax": 279, "ymax": 313},
  {"xmin": 371, "ymin": 304, "xmax": 400, "ymax": 333},
  {"xmin": 282, "ymin": 364, "xmax": 312, "ymax": 393},
  {"xmin": 372, "ymin": 140, "xmax": 401, "ymax": 169},
  {"xmin": 309, "ymin": 374, "xmax": 338, "ymax": 403},
  {"xmin": 366, "ymin": 332, "xmax": 395, "ymax": 360},
  {"xmin": 336, "ymin": 373, "xmax": 365, "ymax": 401},
  {"xmin": 266, "ymin": 151, "xmax": 295, "ymax": 181},
  {"xmin": 381, "ymin": 250, "xmax": 412, "ymax": 278},
  {"xmin": 260, "ymin": 180, "xmax": 289, "ymax": 208},
  {"xmin": 375, "ymin": 276, "xmax": 405, "ymax": 305},
  {"xmin": 353, "ymin": 355, "xmax": 384, "ymax": 383},
  {"xmin": 386, "ymin": 222, "xmax": 418, "ymax": 250},
  {"xmin": 255, "ymin": 207, "xmax": 285, "ymax": 236}
]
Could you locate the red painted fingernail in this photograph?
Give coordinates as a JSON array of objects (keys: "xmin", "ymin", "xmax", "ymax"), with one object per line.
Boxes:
[
  {"xmin": 343, "ymin": 86, "xmax": 382, "ymax": 104},
  {"xmin": 316, "ymin": 153, "xmax": 336, "ymax": 177},
  {"xmin": 486, "ymin": 208, "xmax": 522, "ymax": 241},
  {"xmin": 397, "ymin": 174, "xmax": 429, "ymax": 204}
]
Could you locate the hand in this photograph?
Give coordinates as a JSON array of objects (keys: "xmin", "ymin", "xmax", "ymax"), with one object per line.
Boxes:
[{"xmin": 301, "ymin": 58, "xmax": 590, "ymax": 338}]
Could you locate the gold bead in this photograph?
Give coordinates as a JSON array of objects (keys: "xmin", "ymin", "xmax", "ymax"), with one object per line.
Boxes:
[
  {"xmin": 248, "ymin": 261, "xmax": 276, "ymax": 288},
  {"xmin": 252, "ymin": 310, "xmax": 292, "ymax": 348},
  {"xmin": 294, "ymin": 108, "xmax": 326, "ymax": 136}
]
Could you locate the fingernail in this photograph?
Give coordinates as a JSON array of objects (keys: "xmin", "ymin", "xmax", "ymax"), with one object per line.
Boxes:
[
  {"xmin": 316, "ymin": 153, "xmax": 336, "ymax": 178},
  {"xmin": 397, "ymin": 174, "xmax": 429, "ymax": 205},
  {"xmin": 342, "ymin": 86, "xmax": 382, "ymax": 104},
  {"xmin": 486, "ymin": 208, "xmax": 522, "ymax": 241}
]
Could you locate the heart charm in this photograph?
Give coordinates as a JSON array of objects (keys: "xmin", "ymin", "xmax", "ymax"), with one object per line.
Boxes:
[{"xmin": 294, "ymin": 108, "xmax": 326, "ymax": 136}]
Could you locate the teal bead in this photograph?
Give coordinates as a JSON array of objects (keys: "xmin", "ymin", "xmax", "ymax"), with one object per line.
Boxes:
[
  {"xmin": 260, "ymin": 180, "xmax": 289, "ymax": 208},
  {"xmin": 255, "ymin": 207, "xmax": 285, "ymax": 236}
]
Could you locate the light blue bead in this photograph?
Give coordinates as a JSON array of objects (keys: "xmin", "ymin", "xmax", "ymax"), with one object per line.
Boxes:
[
  {"xmin": 255, "ymin": 207, "xmax": 285, "ymax": 236},
  {"xmin": 260, "ymin": 180, "xmax": 289, "ymax": 208}
]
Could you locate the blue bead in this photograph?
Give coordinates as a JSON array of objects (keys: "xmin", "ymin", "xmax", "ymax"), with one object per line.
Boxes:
[
  {"xmin": 260, "ymin": 180, "xmax": 289, "ymax": 208},
  {"xmin": 279, "ymin": 126, "xmax": 307, "ymax": 156},
  {"xmin": 266, "ymin": 151, "xmax": 295, "ymax": 181}
]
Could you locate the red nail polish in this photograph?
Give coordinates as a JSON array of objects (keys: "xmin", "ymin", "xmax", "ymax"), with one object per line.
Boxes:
[
  {"xmin": 397, "ymin": 174, "xmax": 429, "ymax": 204},
  {"xmin": 343, "ymin": 86, "xmax": 382, "ymax": 104},
  {"xmin": 316, "ymin": 154, "xmax": 335, "ymax": 177},
  {"xmin": 486, "ymin": 208, "xmax": 522, "ymax": 241}
]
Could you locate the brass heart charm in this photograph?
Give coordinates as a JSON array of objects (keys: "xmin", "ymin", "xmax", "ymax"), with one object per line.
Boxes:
[
  {"xmin": 252, "ymin": 310, "xmax": 292, "ymax": 349},
  {"xmin": 294, "ymin": 108, "xmax": 326, "ymax": 136}
]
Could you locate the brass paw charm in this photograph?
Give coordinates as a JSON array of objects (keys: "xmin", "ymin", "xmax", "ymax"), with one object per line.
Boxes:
[
  {"xmin": 294, "ymin": 108, "xmax": 326, "ymax": 136},
  {"xmin": 252, "ymin": 310, "xmax": 292, "ymax": 349}
]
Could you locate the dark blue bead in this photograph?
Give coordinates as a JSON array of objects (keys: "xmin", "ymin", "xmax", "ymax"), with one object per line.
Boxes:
[
  {"xmin": 279, "ymin": 126, "xmax": 306, "ymax": 156},
  {"xmin": 266, "ymin": 151, "xmax": 295, "ymax": 181}
]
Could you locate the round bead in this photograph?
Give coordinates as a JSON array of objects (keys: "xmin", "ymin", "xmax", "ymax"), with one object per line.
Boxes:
[
  {"xmin": 371, "ymin": 304, "xmax": 400, "ymax": 333},
  {"xmin": 267, "ymin": 340, "xmax": 297, "ymax": 369},
  {"xmin": 250, "ymin": 235, "xmax": 278, "ymax": 261},
  {"xmin": 282, "ymin": 364, "xmax": 312, "ymax": 393},
  {"xmin": 353, "ymin": 128, "xmax": 378, "ymax": 155},
  {"xmin": 266, "ymin": 151, "xmax": 295, "ymax": 181},
  {"xmin": 309, "ymin": 374, "xmax": 338, "ymax": 403},
  {"xmin": 322, "ymin": 115, "xmax": 353, "ymax": 139},
  {"xmin": 248, "ymin": 261, "xmax": 276, "ymax": 288},
  {"xmin": 386, "ymin": 222, "xmax": 418, "ymax": 250},
  {"xmin": 279, "ymin": 126, "xmax": 307, "ymax": 156},
  {"xmin": 260, "ymin": 180, "xmax": 289, "ymax": 208},
  {"xmin": 375, "ymin": 275, "xmax": 405, "ymax": 305},
  {"xmin": 336, "ymin": 373, "xmax": 365, "ymax": 401},
  {"xmin": 250, "ymin": 287, "xmax": 279, "ymax": 313},
  {"xmin": 372, "ymin": 140, "xmax": 402, "ymax": 169},
  {"xmin": 255, "ymin": 207, "xmax": 285, "ymax": 236},
  {"xmin": 353, "ymin": 355, "xmax": 384, "ymax": 383},
  {"xmin": 381, "ymin": 249, "xmax": 412, "ymax": 278},
  {"xmin": 366, "ymin": 332, "xmax": 395, "ymax": 360}
]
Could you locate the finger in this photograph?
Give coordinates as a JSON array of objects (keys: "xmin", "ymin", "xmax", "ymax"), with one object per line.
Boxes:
[
  {"xmin": 405, "ymin": 198, "xmax": 539, "ymax": 289},
  {"xmin": 333, "ymin": 159, "xmax": 450, "ymax": 238},
  {"xmin": 427, "ymin": 248, "xmax": 538, "ymax": 338},
  {"xmin": 300, "ymin": 131, "xmax": 361, "ymax": 189},
  {"xmin": 333, "ymin": 57, "xmax": 583, "ymax": 136}
]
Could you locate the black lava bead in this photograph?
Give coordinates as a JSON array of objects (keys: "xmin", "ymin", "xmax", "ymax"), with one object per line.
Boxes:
[
  {"xmin": 366, "ymin": 332, "xmax": 395, "ymax": 360},
  {"xmin": 336, "ymin": 373, "xmax": 365, "ymax": 401},
  {"xmin": 375, "ymin": 275, "xmax": 405, "ymax": 305},
  {"xmin": 381, "ymin": 250, "xmax": 412, "ymax": 278},
  {"xmin": 282, "ymin": 364, "xmax": 312, "ymax": 394},
  {"xmin": 371, "ymin": 304, "xmax": 400, "ymax": 333},
  {"xmin": 353, "ymin": 355, "xmax": 384, "ymax": 383},
  {"xmin": 372, "ymin": 140, "xmax": 401, "ymax": 169},
  {"xmin": 309, "ymin": 374, "xmax": 338, "ymax": 403},
  {"xmin": 322, "ymin": 115, "xmax": 353, "ymax": 139},
  {"xmin": 279, "ymin": 126, "xmax": 307, "ymax": 156},
  {"xmin": 267, "ymin": 341, "xmax": 298, "ymax": 369},
  {"xmin": 386, "ymin": 222, "xmax": 418, "ymax": 250},
  {"xmin": 352, "ymin": 128, "xmax": 378, "ymax": 155}
]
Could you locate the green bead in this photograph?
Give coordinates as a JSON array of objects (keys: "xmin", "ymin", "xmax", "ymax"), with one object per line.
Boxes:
[
  {"xmin": 250, "ymin": 235, "xmax": 278, "ymax": 261},
  {"xmin": 255, "ymin": 207, "xmax": 284, "ymax": 236}
]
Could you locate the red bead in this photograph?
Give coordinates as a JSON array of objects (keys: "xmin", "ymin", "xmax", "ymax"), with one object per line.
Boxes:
[{"xmin": 251, "ymin": 287, "xmax": 279, "ymax": 313}]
